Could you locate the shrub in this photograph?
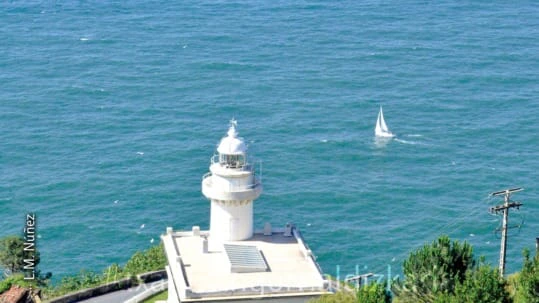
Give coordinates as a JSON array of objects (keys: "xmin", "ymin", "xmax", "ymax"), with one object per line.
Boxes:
[
  {"xmin": 357, "ymin": 282, "xmax": 391, "ymax": 303},
  {"xmin": 512, "ymin": 249, "xmax": 539, "ymax": 303},
  {"xmin": 123, "ymin": 244, "xmax": 166, "ymax": 276},
  {"xmin": 0, "ymin": 274, "xmax": 37, "ymax": 294},
  {"xmin": 394, "ymin": 235, "xmax": 475, "ymax": 302},
  {"xmin": 452, "ymin": 264, "xmax": 510, "ymax": 303},
  {"xmin": 43, "ymin": 243, "xmax": 166, "ymax": 298}
]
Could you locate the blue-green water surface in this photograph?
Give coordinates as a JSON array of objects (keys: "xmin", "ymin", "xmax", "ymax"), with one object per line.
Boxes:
[{"xmin": 1, "ymin": 1, "xmax": 538, "ymax": 281}]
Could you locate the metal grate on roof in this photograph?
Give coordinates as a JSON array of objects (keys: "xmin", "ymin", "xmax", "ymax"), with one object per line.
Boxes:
[{"xmin": 224, "ymin": 244, "xmax": 269, "ymax": 273}]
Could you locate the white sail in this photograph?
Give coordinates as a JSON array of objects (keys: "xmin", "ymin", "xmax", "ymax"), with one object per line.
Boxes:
[
  {"xmin": 375, "ymin": 110, "xmax": 383, "ymax": 134},
  {"xmin": 374, "ymin": 106, "xmax": 394, "ymax": 138},
  {"xmin": 379, "ymin": 107, "xmax": 389, "ymax": 132}
]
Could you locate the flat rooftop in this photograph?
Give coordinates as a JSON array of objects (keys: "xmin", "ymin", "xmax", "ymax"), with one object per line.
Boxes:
[{"xmin": 162, "ymin": 227, "xmax": 329, "ymax": 302}]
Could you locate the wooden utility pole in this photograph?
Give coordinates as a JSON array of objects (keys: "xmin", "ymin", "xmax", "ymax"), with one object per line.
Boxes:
[{"xmin": 490, "ymin": 187, "xmax": 523, "ymax": 277}]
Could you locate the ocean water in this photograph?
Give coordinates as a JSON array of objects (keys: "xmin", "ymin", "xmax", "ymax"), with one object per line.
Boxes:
[{"xmin": 1, "ymin": 1, "xmax": 538, "ymax": 281}]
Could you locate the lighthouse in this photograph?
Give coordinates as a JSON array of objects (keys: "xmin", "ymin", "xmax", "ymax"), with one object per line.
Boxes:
[
  {"xmin": 161, "ymin": 120, "xmax": 329, "ymax": 303},
  {"xmin": 201, "ymin": 119, "xmax": 262, "ymax": 241}
]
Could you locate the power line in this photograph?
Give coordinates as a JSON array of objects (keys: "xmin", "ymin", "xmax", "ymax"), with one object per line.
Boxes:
[
  {"xmin": 365, "ymin": 195, "xmax": 507, "ymax": 279},
  {"xmin": 489, "ymin": 187, "xmax": 524, "ymax": 277}
]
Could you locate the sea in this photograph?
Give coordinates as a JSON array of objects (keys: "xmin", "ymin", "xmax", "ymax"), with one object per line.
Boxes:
[{"xmin": 1, "ymin": 1, "xmax": 538, "ymax": 282}]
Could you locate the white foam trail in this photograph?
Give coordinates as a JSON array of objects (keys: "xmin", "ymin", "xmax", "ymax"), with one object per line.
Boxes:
[
  {"xmin": 406, "ymin": 134, "xmax": 423, "ymax": 137},
  {"xmin": 150, "ymin": 238, "xmax": 154, "ymax": 243},
  {"xmin": 136, "ymin": 151, "xmax": 144, "ymax": 155},
  {"xmin": 320, "ymin": 139, "xmax": 327, "ymax": 143},
  {"xmin": 373, "ymin": 139, "xmax": 391, "ymax": 148},
  {"xmin": 80, "ymin": 37, "xmax": 89, "ymax": 41},
  {"xmin": 140, "ymin": 224, "xmax": 145, "ymax": 229},
  {"xmin": 394, "ymin": 138, "xmax": 418, "ymax": 145}
]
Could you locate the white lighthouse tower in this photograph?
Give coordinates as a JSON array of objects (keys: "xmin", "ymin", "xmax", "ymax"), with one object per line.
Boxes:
[
  {"xmin": 201, "ymin": 119, "xmax": 262, "ymax": 241},
  {"xmin": 161, "ymin": 120, "xmax": 328, "ymax": 303}
]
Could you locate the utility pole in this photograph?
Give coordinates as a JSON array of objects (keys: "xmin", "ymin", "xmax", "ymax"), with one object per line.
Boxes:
[{"xmin": 490, "ymin": 187, "xmax": 523, "ymax": 277}]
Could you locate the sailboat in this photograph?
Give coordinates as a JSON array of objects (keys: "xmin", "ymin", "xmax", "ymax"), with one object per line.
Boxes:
[{"xmin": 374, "ymin": 106, "xmax": 395, "ymax": 138}]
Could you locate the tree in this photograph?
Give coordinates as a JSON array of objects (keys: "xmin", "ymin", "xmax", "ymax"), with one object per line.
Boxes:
[
  {"xmin": 0, "ymin": 235, "xmax": 40, "ymax": 276},
  {"xmin": 357, "ymin": 282, "xmax": 391, "ymax": 303},
  {"xmin": 451, "ymin": 264, "xmax": 511, "ymax": 303},
  {"xmin": 513, "ymin": 249, "xmax": 539, "ymax": 303},
  {"xmin": 394, "ymin": 235, "xmax": 475, "ymax": 302}
]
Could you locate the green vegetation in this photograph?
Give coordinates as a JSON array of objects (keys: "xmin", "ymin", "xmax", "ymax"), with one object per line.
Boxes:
[
  {"xmin": 142, "ymin": 290, "xmax": 168, "ymax": 303},
  {"xmin": 2, "ymin": 234, "xmax": 538, "ymax": 303},
  {"xmin": 312, "ymin": 235, "xmax": 538, "ymax": 303},
  {"xmin": 511, "ymin": 249, "xmax": 539, "ymax": 303},
  {"xmin": 44, "ymin": 269, "xmax": 107, "ymax": 297},
  {"xmin": 123, "ymin": 244, "xmax": 167, "ymax": 276},
  {"xmin": 393, "ymin": 236, "xmax": 512, "ymax": 303},
  {"xmin": 394, "ymin": 236, "xmax": 475, "ymax": 302},
  {"xmin": 0, "ymin": 274, "xmax": 39, "ymax": 294},
  {"xmin": 309, "ymin": 281, "xmax": 390, "ymax": 303},
  {"xmin": 434, "ymin": 264, "xmax": 511, "ymax": 303},
  {"xmin": 357, "ymin": 282, "xmax": 391, "ymax": 303},
  {"xmin": 310, "ymin": 291, "xmax": 357, "ymax": 303},
  {"xmin": 0, "ymin": 235, "xmax": 51, "ymax": 292},
  {"xmin": 42, "ymin": 244, "xmax": 167, "ymax": 298},
  {"xmin": 0, "ymin": 235, "xmax": 41, "ymax": 276},
  {"xmin": 0, "ymin": 235, "xmax": 166, "ymax": 298}
]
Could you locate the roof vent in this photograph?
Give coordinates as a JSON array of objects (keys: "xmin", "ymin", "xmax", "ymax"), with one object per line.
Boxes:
[
  {"xmin": 192, "ymin": 226, "xmax": 200, "ymax": 237},
  {"xmin": 264, "ymin": 223, "xmax": 272, "ymax": 236},
  {"xmin": 224, "ymin": 244, "xmax": 268, "ymax": 273},
  {"xmin": 202, "ymin": 236, "xmax": 208, "ymax": 254},
  {"xmin": 284, "ymin": 223, "xmax": 293, "ymax": 237}
]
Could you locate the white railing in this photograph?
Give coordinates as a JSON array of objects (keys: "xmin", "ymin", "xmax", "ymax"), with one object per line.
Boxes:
[
  {"xmin": 202, "ymin": 174, "xmax": 261, "ymax": 192},
  {"xmin": 210, "ymin": 154, "xmax": 254, "ymax": 170},
  {"xmin": 123, "ymin": 280, "xmax": 168, "ymax": 303}
]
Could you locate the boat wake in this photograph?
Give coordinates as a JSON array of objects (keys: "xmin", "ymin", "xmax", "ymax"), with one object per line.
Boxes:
[
  {"xmin": 395, "ymin": 138, "xmax": 429, "ymax": 146},
  {"xmin": 373, "ymin": 136, "xmax": 392, "ymax": 148},
  {"xmin": 394, "ymin": 138, "xmax": 417, "ymax": 145}
]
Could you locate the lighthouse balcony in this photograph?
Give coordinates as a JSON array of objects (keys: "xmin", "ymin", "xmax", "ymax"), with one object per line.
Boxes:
[
  {"xmin": 211, "ymin": 154, "xmax": 253, "ymax": 170},
  {"xmin": 202, "ymin": 173, "xmax": 262, "ymax": 201}
]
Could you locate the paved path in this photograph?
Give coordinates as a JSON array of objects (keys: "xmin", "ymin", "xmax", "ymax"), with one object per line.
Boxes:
[{"xmin": 77, "ymin": 280, "xmax": 167, "ymax": 303}]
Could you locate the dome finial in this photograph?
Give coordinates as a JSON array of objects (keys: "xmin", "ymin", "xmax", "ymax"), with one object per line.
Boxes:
[{"xmin": 227, "ymin": 118, "xmax": 238, "ymax": 138}]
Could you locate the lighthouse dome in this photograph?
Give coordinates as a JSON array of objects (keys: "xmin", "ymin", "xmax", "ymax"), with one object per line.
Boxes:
[{"xmin": 217, "ymin": 120, "xmax": 247, "ymax": 155}]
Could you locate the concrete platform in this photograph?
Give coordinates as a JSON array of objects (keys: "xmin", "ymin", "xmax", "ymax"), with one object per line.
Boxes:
[{"xmin": 162, "ymin": 226, "xmax": 329, "ymax": 302}]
